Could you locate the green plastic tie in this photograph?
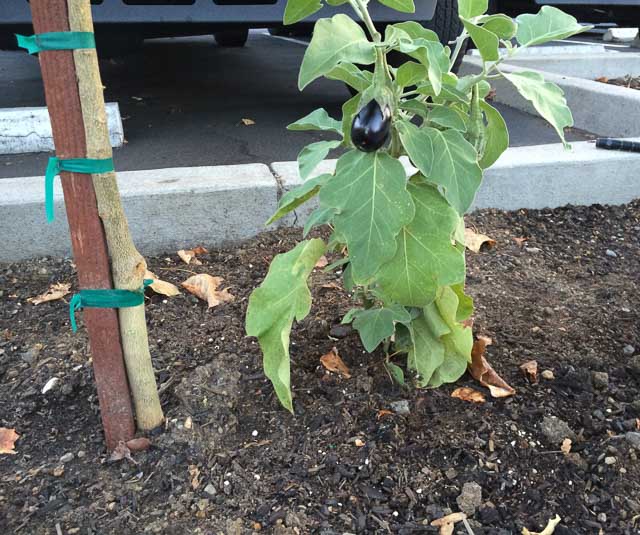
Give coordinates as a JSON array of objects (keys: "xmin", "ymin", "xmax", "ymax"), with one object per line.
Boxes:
[
  {"xmin": 16, "ymin": 31, "xmax": 95, "ymax": 55},
  {"xmin": 45, "ymin": 157, "xmax": 114, "ymax": 222},
  {"xmin": 69, "ymin": 280, "xmax": 152, "ymax": 332}
]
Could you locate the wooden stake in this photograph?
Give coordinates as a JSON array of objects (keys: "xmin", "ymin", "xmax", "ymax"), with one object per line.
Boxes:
[{"xmin": 28, "ymin": 0, "xmax": 135, "ymax": 449}]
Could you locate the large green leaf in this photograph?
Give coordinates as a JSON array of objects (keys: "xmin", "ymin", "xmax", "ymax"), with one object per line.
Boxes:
[
  {"xmin": 341, "ymin": 93, "xmax": 361, "ymax": 147},
  {"xmin": 326, "ymin": 63, "xmax": 372, "ymax": 92},
  {"xmin": 246, "ymin": 239, "xmax": 327, "ymax": 412},
  {"xmin": 407, "ymin": 312, "xmax": 445, "ymax": 387},
  {"xmin": 376, "ymin": 179, "xmax": 466, "ymax": 306},
  {"xmin": 267, "ymin": 173, "xmax": 331, "ymax": 225},
  {"xmin": 299, "ymin": 15, "xmax": 376, "ymax": 90},
  {"xmin": 397, "ymin": 38, "xmax": 448, "ymax": 96},
  {"xmin": 462, "ymin": 18, "xmax": 499, "ymax": 62},
  {"xmin": 478, "ymin": 14, "xmax": 517, "ymax": 39},
  {"xmin": 398, "ymin": 121, "xmax": 482, "ymax": 215},
  {"xmin": 457, "ymin": 0, "xmax": 488, "ymax": 19},
  {"xmin": 287, "ymin": 108, "xmax": 342, "ymax": 135},
  {"xmin": 503, "ymin": 71, "xmax": 573, "ymax": 146},
  {"xmin": 429, "ymin": 104, "xmax": 467, "ymax": 132},
  {"xmin": 478, "ymin": 100, "xmax": 508, "ymax": 168},
  {"xmin": 396, "ymin": 61, "xmax": 427, "ymax": 88},
  {"xmin": 283, "ymin": 0, "xmax": 322, "ymax": 25},
  {"xmin": 378, "ymin": 0, "xmax": 415, "ymax": 14},
  {"xmin": 319, "ymin": 150, "xmax": 415, "ymax": 284},
  {"xmin": 516, "ymin": 6, "xmax": 588, "ymax": 48},
  {"xmin": 303, "ymin": 205, "xmax": 334, "ymax": 237},
  {"xmin": 351, "ymin": 305, "xmax": 412, "ymax": 352},
  {"xmin": 297, "ymin": 140, "xmax": 341, "ymax": 180}
]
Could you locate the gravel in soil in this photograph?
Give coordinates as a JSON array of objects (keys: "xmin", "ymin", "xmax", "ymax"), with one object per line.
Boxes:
[{"xmin": 1, "ymin": 202, "xmax": 640, "ymax": 534}]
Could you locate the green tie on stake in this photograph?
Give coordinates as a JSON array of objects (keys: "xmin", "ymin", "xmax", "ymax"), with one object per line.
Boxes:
[
  {"xmin": 15, "ymin": 31, "xmax": 96, "ymax": 54},
  {"xmin": 69, "ymin": 280, "xmax": 153, "ymax": 332},
  {"xmin": 45, "ymin": 157, "xmax": 114, "ymax": 222}
]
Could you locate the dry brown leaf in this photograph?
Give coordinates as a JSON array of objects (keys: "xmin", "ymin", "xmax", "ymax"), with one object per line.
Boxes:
[
  {"xmin": 451, "ymin": 387, "xmax": 486, "ymax": 404},
  {"xmin": 177, "ymin": 246, "xmax": 208, "ymax": 265},
  {"xmin": 28, "ymin": 282, "xmax": 71, "ymax": 305},
  {"xmin": 145, "ymin": 270, "xmax": 180, "ymax": 297},
  {"xmin": 464, "ymin": 228, "xmax": 496, "ymax": 253},
  {"xmin": 520, "ymin": 360, "xmax": 539, "ymax": 383},
  {"xmin": 0, "ymin": 427, "xmax": 19, "ymax": 455},
  {"xmin": 320, "ymin": 347, "xmax": 351, "ymax": 378},
  {"xmin": 189, "ymin": 464, "xmax": 201, "ymax": 490},
  {"xmin": 354, "ymin": 438, "xmax": 365, "ymax": 447},
  {"xmin": 52, "ymin": 466, "xmax": 64, "ymax": 477},
  {"xmin": 241, "ymin": 118, "xmax": 256, "ymax": 125},
  {"xmin": 469, "ymin": 336, "xmax": 516, "ymax": 398},
  {"xmin": 126, "ymin": 437, "xmax": 151, "ymax": 452},
  {"xmin": 561, "ymin": 438, "xmax": 572, "ymax": 455},
  {"xmin": 108, "ymin": 441, "xmax": 136, "ymax": 464},
  {"xmin": 595, "ymin": 76, "xmax": 608, "ymax": 83},
  {"xmin": 321, "ymin": 281, "xmax": 341, "ymax": 290},
  {"xmin": 315, "ymin": 255, "xmax": 329, "ymax": 268},
  {"xmin": 181, "ymin": 274, "xmax": 235, "ymax": 308},
  {"xmin": 522, "ymin": 514, "xmax": 562, "ymax": 535},
  {"xmin": 431, "ymin": 512, "xmax": 467, "ymax": 527},
  {"xmin": 377, "ymin": 409, "xmax": 394, "ymax": 419},
  {"xmin": 439, "ymin": 524, "xmax": 454, "ymax": 535}
]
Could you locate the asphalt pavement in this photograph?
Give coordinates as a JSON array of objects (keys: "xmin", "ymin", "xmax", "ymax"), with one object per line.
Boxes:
[{"xmin": 0, "ymin": 30, "xmax": 595, "ymax": 179}]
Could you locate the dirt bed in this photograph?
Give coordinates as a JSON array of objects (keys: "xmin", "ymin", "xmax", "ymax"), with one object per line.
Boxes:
[
  {"xmin": 596, "ymin": 76, "xmax": 640, "ymax": 91},
  {"xmin": 1, "ymin": 202, "xmax": 640, "ymax": 535}
]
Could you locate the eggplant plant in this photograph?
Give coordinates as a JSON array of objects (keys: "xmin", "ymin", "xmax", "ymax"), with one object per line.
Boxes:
[{"xmin": 246, "ymin": 0, "xmax": 588, "ymax": 411}]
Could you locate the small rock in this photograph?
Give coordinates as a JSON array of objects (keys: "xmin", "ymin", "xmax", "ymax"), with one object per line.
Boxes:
[
  {"xmin": 541, "ymin": 370, "xmax": 555, "ymax": 380},
  {"xmin": 456, "ymin": 482, "xmax": 482, "ymax": 516},
  {"xmin": 445, "ymin": 467, "xmax": 457, "ymax": 480},
  {"xmin": 597, "ymin": 513, "xmax": 607, "ymax": 523},
  {"xmin": 625, "ymin": 432, "xmax": 640, "ymax": 450},
  {"xmin": 329, "ymin": 324, "xmax": 352, "ymax": 339},
  {"xmin": 592, "ymin": 371, "xmax": 609, "ymax": 390},
  {"xmin": 605, "ymin": 249, "xmax": 618, "ymax": 258},
  {"xmin": 631, "ymin": 400, "xmax": 640, "ymax": 415},
  {"xmin": 592, "ymin": 409, "xmax": 605, "ymax": 421},
  {"xmin": 52, "ymin": 466, "xmax": 64, "ymax": 477},
  {"xmin": 77, "ymin": 451, "xmax": 86, "ymax": 459},
  {"xmin": 195, "ymin": 498, "xmax": 209, "ymax": 511},
  {"xmin": 204, "ymin": 483, "xmax": 217, "ymax": 496},
  {"xmin": 390, "ymin": 400, "xmax": 410, "ymax": 415},
  {"xmin": 60, "ymin": 452, "xmax": 74, "ymax": 463},
  {"xmin": 604, "ymin": 456, "xmax": 616, "ymax": 465},
  {"xmin": 540, "ymin": 416, "xmax": 577, "ymax": 444},
  {"xmin": 525, "ymin": 247, "xmax": 541, "ymax": 254},
  {"xmin": 623, "ymin": 345, "xmax": 635, "ymax": 357}
]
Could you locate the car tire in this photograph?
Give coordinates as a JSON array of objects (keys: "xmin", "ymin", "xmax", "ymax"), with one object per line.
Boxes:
[
  {"xmin": 214, "ymin": 29, "xmax": 249, "ymax": 47},
  {"xmin": 422, "ymin": 0, "xmax": 467, "ymax": 72}
]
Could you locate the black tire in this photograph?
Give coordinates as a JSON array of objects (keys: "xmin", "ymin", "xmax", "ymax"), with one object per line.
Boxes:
[
  {"xmin": 268, "ymin": 25, "xmax": 312, "ymax": 38},
  {"xmin": 422, "ymin": 0, "xmax": 467, "ymax": 72},
  {"xmin": 214, "ymin": 29, "xmax": 249, "ymax": 47}
]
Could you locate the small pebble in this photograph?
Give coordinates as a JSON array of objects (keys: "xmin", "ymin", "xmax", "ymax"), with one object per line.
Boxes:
[
  {"xmin": 604, "ymin": 456, "xmax": 616, "ymax": 465},
  {"xmin": 597, "ymin": 513, "xmax": 607, "ymax": 523},
  {"xmin": 390, "ymin": 400, "xmax": 410, "ymax": 415},
  {"xmin": 623, "ymin": 345, "xmax": 635, "ymax": 357},
  {"xmin": 525, "ymin": 247, "xmax": 541, "ymax": 254},
  {"xmin": 60, "ymin": 452, "xmax": 74, "ymax": 463},
  {"xmin": 592, "ymin": 371, "xmax": 609, "ymax": 390},
  {"xmin": 204, "ymin": 483, "xmax": 217, "ymax": 496},
  {"xmin": 541, "ymin": 370, "xmax": 555, "ymax": 380},
  {"xmin": 251, "ymin": 430, "xmax": 258, "ymax": 437},
  {"xmin": 77, "ymin": 451, "xmax": 86, "ymax": 459},
  {"xmin": 605, "ymin": 249, "xmax": 617, "ymax": 258}
]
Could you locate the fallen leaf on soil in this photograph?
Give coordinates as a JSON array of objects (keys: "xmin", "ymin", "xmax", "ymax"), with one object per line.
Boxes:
[
  {"xmin": 27, "ymin": 282, "xmax": 72, "ymax": 305},
  {"xmin": 595, "ymin": 76, "xmax": 608, "ymax": 83},
  {"xmin": 431, "ymin": 512, "xmax": 467, "ymax": 527},
  {"xmin": 189, "ymin": 464, "xmax": 201, "ymax": 490},
  {"xmin": 513, "ymin": 237, "xmax": 529, "ymax": 247},
  {"xmin": 520, "ymin": 360, "xmax": 538, "ymax": 383},
  {"xmin": 126, "ymin": 437, "xmax": 151, "ymax": 452},
  {"xmin": 320, "ymin": 347, "xmax": 351, "ymax": 378},
  {"xmin": 0, "ymin": 427, "xmax": 19, "ymax": 454},
  {"xmin": 108, "ymin": 441, "xmax": 137, "ymax": 464},
  {"xmin": 241, "ymin": 118, "xmax": 256, "ymax": 125},
  {"xmin": 181, "ymin": 274, "xmax": 235, "ymax": 308},
  {"xmin": 464, "ymin": 228, "xmax": 496, "ymax": 253},
  {"xmin": 354, "ymin": 438, "xmax": 365, "ymax": 447},
  {"xmin": 469, "ymin": 336, "xmax": 516, "ymax": 398},
  {"xmin": 561, "ymin": 438, "xmax": 572, "ymax": 455},
  {"xmin": 177, "ymin": 246, "xmax": 208, "ymax": 265},
  {"xmin": 377, "ymin": 409, "xmax": 393, "ymax": 419},
  {"xmin": 315, "ymin": 255, "xmax": 329, "ymax": 268},
  {"xmin": 451, "ymin": 387, "xmax": 486, "ymax": 403},
  {"xmin": 321, "ymin": 281, "xmax": 341, "ymax": 290},
  {"xmin": 52, "ymin": 466, "xmax": 64, "ymax": 477},
  {"xmin": 145, "ymin": 270, "xmax": 180, "ymax": 297},
  {"xmin": 522, "ymin": 514, "xmax": 561, "ymax": 535}
]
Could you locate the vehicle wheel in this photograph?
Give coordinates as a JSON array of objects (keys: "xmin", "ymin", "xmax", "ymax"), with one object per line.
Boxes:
[
  {"xmin": 268, "ymin": 25, "xmax": 312, "ymax": 38},
  {"xmin": 422, "ymin": 0, "xmax": 467, "ymax": 72},
  {"xmin": 214, "ymin": 29, "xmax": 249, "ymax": 47}
]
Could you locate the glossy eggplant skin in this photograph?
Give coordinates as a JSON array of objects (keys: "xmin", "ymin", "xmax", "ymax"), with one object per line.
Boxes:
[{"xmin": 351, "ymin": 100, "xmax": 392, "ymax": 153}]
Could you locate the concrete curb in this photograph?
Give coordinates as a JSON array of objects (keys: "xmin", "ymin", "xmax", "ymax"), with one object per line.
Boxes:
[
  {"xmin": 1, "ymin": 140, "xmax": 639, "ymax": 262},
  {"xmin": 0, "ymin": 102, "xmax": 124, "ymax": 155},
  {"xmin": 460, "ymin": 57, "xmax": 640, "ymax": 137}
]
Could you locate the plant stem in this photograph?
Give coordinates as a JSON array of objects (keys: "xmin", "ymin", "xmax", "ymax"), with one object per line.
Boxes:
[
  {"xmin": 349, "ymin": 0, "xmax": 381, "ymax": 42},
  {"xmin": 449, "ymin": 31, "xmax": 468, "ymax": 71}
]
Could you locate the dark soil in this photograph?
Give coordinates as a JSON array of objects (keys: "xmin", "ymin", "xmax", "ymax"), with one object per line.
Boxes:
[
  {"xmin": 1, "ymin": 202, "xmax": 640, "ymax": 535},
  {"xmin": 596, "ymin": 76, "xmax": 640, "ymax": 91}
]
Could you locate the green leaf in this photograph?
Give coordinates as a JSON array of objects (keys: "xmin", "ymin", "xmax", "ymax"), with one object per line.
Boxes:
[
  {"xmin": 341, "ymin": 93, "xmax": 361, "ymax": 147},
  {"xmin": 319, "ymin": 150, "xmax": 415, "ymax": 284},
  {"xmin": 451, "ymin": 283, "xmax": 474, "ymax": 321},
  {"xmin": 457, "ymin": 0, "xmax": 488, "ymax": 19},
  {"xmin": 397, "ymin": 121, "xmax": 482, "ymax": 215},
  {"xmin": 461, "ymin": 18, "xmax": 500, "ymax": 62},
  {"xmin": 326, "ymin": 0, "xmax": 349, "ymax": 4},
  {"xmin": 376, "ymin": 179, "xmax": 466, "ymax": 306},
  {"xmin": 378, "ymin": 0, "xmax": 415, "ymax": 14},
  {"xmin": 417, "ymin": 82, "xmax": 469, "ymax": 105},
  {"xmin": 503, "ymin": 70, "xmax": 573, "ymax": 146},
  {"xmin": 287, "ymin": 108, "xmax": 342, "ymax": 135},
  {"xmin": 283, "ymin": 0, "xmax": 322, "ymax": 25},
  {"xmin": 352, "ymin": 305, "xmax": 412, "ymax": 352},
  {"xmin": 298, "ymin": 140, "xmax": 341, "ymax": 180},
  {"xmin": 326, "ymin": 63, "xmax": 373, "ymax": 92},
  {"xmin": 397, "ymin": 38, "xmax": 448, "ymax": 96},
  {"xmin": 429, "ymin": 104, "xmax": 467, "ymax": 132},
  {"xmin": 400, "ymin": 99, "xmax": 430, "ymax": 118},
  {"xmin": 267, "ymin": 173, "xmax": 331, "ymax": 226},
  {"xmin": 516, "ymin": 6, "xmax": 588, "ymax": 48},
  {"xmin": 303, "ymin": 205, "xmax": 334, "ymax": 237},
  {"xmin": 385, "ymin": 361, "xmax": 406, "ymax": 385},
  {"xmin": 387, "ymin": 21, "xmax": 440, "ymax": 43},
  {"xmin": 407, "ymin": 312, "xmax": 445, "ymax": 387},
  {"xmin": 299, "ymin": 14, "xmax": 376, "ymax": 90},
  {"xmin": 396, "ymin": 61, "xmax": 427, "ymax": 88},
  {"xmin": 478, "ymin": 14, "xmax": 517, "ymax": 39},
  {"xmin": 478, "ymin": 100, "xmax": 508, "ymax": 168},
  {"xmin": 246, "ymin": 239, "xmax": 327, "ymax": 412}
]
